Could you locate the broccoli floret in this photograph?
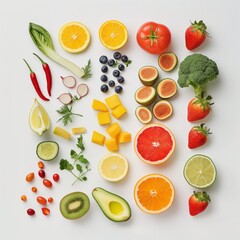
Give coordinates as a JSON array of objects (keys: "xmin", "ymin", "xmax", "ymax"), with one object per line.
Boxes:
[{"xmin": 177, "ymin": 53, "xmax": 219, "ymax": 97}]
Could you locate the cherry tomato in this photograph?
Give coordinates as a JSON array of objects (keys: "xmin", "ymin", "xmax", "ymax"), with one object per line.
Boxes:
[
  {"xmin": 42, "ymin": 207, "xmax": 50, "ymax": 216},
  {"xmin": 136, "ymin": 22, "xmax": 171, "ymax": 54},
  {"xmin": 27, "ymin": 208, "xmax": 35, "ymax": 216},
  {"xmin": 48, "ymin": 197, "xmax": 53, "ymax": 203},
  {"xmin": 25, "ymin": 172, "xmax": 34, "ymax": 182},
  {"xmin": 21, "ymin": 195, "xmax": 27, "ymax": 201},
  {"xmin": 37, "ymin": 196, "xmax": 47, "ymax": 205},
  {"xmin": 53, "ymin": 173, "xmax": 60, "ymax": 182},
  {"xmin": 38, "ymin": 169, "xmax": 46, "ymax": 178},
  {"xmin": 43, "ymin": 179, "xmax": 52, "ymax": 188},
  {"xmin": 38, "ymin": 161, "xmax": 45, "ymax": 169},
  {"xmin": 31, "ymin": 187, "xmax": 38, "ymax": 193}
]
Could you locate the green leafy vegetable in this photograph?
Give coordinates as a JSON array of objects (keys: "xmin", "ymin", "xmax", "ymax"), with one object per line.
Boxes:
[
  {"xmin": 177, "ymin": 53, "xmax": 219, "ymax": 97},
  {"xmin": 56, "ymin": 104, "xmax": 82, "ymax": 126},
  {"xmin": 29, "ymin": 23, "xmax": 92, "ymax": 79},
  {"xmin": 59, "ymin": 135, "xmax": 90, "ymax": 184}
]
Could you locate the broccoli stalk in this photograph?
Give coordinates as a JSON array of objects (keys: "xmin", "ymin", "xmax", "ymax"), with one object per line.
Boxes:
[{"xmin": 177, "ymin": 53, "xmax": 219, "ymax": 97}]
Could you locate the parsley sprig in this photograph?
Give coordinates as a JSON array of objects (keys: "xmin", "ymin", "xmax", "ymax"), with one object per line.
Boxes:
[{"xmin": 59, "ymin": 135, "xmax": 90, "ymax": 184}]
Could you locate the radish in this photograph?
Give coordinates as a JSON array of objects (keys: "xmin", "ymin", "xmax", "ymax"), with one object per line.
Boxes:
[
  {"xmin": 77, "ymin": 84, "xmax": 89, "ymax": 98},
  {"xmin": 57, "ymin": 93, "xmax": 72, "ymax": 105},
  {"xmin": 61, "ymin": 76, "xmax": 76, "ymax": 88}
]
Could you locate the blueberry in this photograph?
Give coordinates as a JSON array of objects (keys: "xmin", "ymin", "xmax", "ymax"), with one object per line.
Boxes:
[
  {"xmin": 121, "ymin": 55, "xmax": 128, "ymax": 63},
  {"xmin": 115, "ymin": 85, "xmax": 123, "ymax": 93},
  {"xmin": 113, "ymin": 69, "xmax": 120, "ymax": 77},
  {"xmin": 108, "ymin": 59, "xmax": 116, "ymax": 67},
  {"xmin": 117, "ymin": 76, "xmax": 125, "ymax": 84},
  {"xmin": 108, "ymin": 80, "xmax": 115, "ymax": 87},
  {"xmin": 100, "ymin": 84, "xmax": 109, "ymax": 93},
  {"xmin": 113, "ymin": 52, "xmax": 121, "ymax": 60},
  {"xmin": 99, "ymin": 55, "xmax": 108, "ymax": 64},
  {"xmin": 101, "ymin": 65, "xmax": 108, "ymax": 73},
  {"xmin": 100, "ymin": 75, "xmax": 108, "ymax": 82},
  {"xmin": 118, "ymin": 64, "xmax": 125, "ymax": 71}
]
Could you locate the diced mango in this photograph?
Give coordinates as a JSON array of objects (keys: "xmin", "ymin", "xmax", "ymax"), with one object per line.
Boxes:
[
  {"xmin": 106, "ymin": 122, "xmax": 122, "ymax": 138},
  {"xmin": 118, "ymin": 131, "xmax": 131, "ymax": 143},
  {"xmin": 111, "ymin": 104, "xmax": 127, "ymax": 119},
  {"xmin": 53, "ymin": 126, "xmax": 71, "ymax": 140},
  {"xmin": 97, "ymin": 112, "xmax": 111, "ymax": 125},
  {"xmin": 105, "ymin": 138, "xmax": 119, "ymax": 151},
  {"xmin": 72, "ymin": 127, "xmax": 86, "ymax": 135},
  {"xmin": 91, "ymin": 131, "xmax": 105, "ymax": 146},
  {"xmin": 105, "ymin": 94, "xmax": 121, "ymax": 109},
  {"xmin": 92, "ymin": 99, "xmax": 108, "ymax": 112}
]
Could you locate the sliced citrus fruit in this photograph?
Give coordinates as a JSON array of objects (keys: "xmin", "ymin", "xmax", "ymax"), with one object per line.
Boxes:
[
  {"xmin": 29, "ymin": 98, "xmax": 50, "ymax": 135},
  {"xmin": 134, "ymin": 123, "xmax": 175, "ymax": 165},
  {"xmin": 183, "ymin": 154, "xmax": 217, "ymax": 188},
  {"xmin": 99, "ymin": 20, "xmax": 128, "ymax": 50},
  {"xmin": 58, "ymin": 22, "xmax": 91, "ymax": 53},
  {"xmin": 134, "ymin": 174, "xmax": 174, "ymax": 214},
  {"xmin": 99, "ymin": 153, "xmax": 128, "ymax": 182}
]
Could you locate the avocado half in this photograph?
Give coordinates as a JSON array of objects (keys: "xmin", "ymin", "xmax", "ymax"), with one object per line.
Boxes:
[{"xmin": 92, "ymin": 187, "xmax": 131, "ymax": 222}]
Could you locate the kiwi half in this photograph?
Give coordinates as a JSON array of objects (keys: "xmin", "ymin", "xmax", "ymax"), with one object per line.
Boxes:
[{"xmin": 60, "ymin": 192, "xmax": 90, "ymax": 220}]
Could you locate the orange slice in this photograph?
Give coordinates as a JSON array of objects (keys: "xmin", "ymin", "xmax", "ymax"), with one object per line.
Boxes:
[
  {"xmin": 58, "ymin": 22, "xmax": 91, "ymax": 53},
  {"xmin": 99, "ymin": 20, "xmax": 128, "ymax": 50},
  {"xmin": 134, "ymin": 174, "xmax": 174, "ymax": 214}
]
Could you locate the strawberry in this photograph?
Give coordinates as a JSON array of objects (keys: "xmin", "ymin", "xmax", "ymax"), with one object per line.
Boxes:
[
  {"xmin": 185, "ymin": 20, "xmax": 209, "ymax": 50},
  {"xmin": 188, "ymin": 123, "xmax": 211, "ymax": 149},
  {"xmin": 187, "ymin": 95, "xmax": 213, "ymax": 122},
  {"xmin": 188, "ymin": 191, "xmax": 211, "ymax": 216}
]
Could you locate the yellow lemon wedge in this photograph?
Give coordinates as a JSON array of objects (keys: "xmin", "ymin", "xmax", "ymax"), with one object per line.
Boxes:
[
  {"xmin": 58, "ymin": 22, "xmax": 91, "ymax": 53},
  {"xmin": 98, "ymin": 153, "xmax": 129, "ymax": 182},
  {"xmin": 99, "ymin": 20, "xmax": 128, "ymax": 50},
  {"xmin": 29, "ymin": 99, "xmax": 50, "ymax": 135}
]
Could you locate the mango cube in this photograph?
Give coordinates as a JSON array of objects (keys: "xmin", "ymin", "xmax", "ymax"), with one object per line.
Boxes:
[
  {"xmin": 105, "ymin": 94, "xmax": 121, "ymax": 109},
  {"xmin": 53, "ymin": 127, "xmax": 71, "ymax": 140},
  {"xmin": 72, "ymin": 127, "xmax": 86, "ymax": 135},
  {"xmin": 118, "ymin": 131, "xmax": 131, "ymax": 143},
  {"xmin": 111, "ymin": 104, "xmax": 127, "ymax": 119},
  {"xmin": 92, "ymin": 99, "xmax": 108, "ymax": 112},
  {"xmin": 106, "ymin": 122, "xmax": 122, "ymax": 138},
  {"xmin": 105, "ymin": 138, "xmax": 119, "ymax": 151},
  {"xmin": 97, "ymin": 112, "xmax": 111, "ymax": 125},
  {"xmin": 91, "ymin": 131, "xmax": 105, "ymax": 146}
]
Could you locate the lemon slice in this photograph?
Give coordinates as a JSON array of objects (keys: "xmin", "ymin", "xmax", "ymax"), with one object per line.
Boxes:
[
  {"xmin": 29, "ymin": 98, "xmax": 50, "ymax": 135},
  {"xmin": 99, "ymin": 20, "xmax": 128, "ymax": 50},
  {"xmin": 183, "ymin": 154, "xmax": 217, "ymax": 188},
  {"xmin": 99, "ymin": 153, "xmax": 129, "ymax": 182},
  {"xmin": 58, "ymin": 22, "xmax": 91, "ymax": 53}
]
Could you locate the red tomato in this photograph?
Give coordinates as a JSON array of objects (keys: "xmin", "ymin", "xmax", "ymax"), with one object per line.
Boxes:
[
  {"xmin": 43, "ymin": 179, "xmax": 52, "ymax": 188},
  {"xmin": 136, "ymin": 22, "xmax": 171, "ymax": 54}
]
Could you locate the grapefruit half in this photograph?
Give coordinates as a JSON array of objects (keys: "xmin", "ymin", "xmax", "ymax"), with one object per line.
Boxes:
[{"xmin": 134, "ymin": 123, "xmax": 175, "ymax": 165}]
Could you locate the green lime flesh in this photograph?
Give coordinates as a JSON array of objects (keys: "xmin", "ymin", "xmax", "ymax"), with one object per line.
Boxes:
[
  {"xmin": 183, "ymin": 154, "xmax": 217, "ymax": 189},
  {"xmin": 36, "ymin": 141, "xmax": 59, "ymax": 161}
]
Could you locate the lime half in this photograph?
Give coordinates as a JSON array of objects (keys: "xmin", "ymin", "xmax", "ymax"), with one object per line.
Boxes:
[
  {"xmin": 36, "ymin": 141, "xmax": 59, "ymax": 161},
  {"xmin": 183, "ymin": 154, "xmax": 217, "ymax": 188}
]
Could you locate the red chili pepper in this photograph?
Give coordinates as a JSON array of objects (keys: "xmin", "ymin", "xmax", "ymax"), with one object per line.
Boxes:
[
  {"xmin": 33, "ymin": 53, "xmax": 52, "ymax": 96},
  {"xmin": 23, "ymin": 59, "xmax": 49, "ymax": 101}
]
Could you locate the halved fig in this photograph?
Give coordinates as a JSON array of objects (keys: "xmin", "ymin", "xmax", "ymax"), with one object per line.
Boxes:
[
  {"xmin": 134, "ymin": 86, "xmax": 156, "ymax": 106},
  {"xmin": 152, "ymin": 100, "xmax": 173, "ymax": 120},
  {"xmin": 138, "ymin": 66, "xmax": 159, "ymax": 86},
  {"xmin": 158, "ymin": 52, "xmax": 178, "ymax": 72},
  {"xmin": 157, "ymin": 78, "xmax": 177, "ymax": 98},
  {"xmin": 135, "ymin": 106, "xmax": 152, "ymax": 124}
]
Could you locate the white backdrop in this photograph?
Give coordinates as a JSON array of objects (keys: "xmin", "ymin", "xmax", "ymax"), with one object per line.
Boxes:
[{"xmin": 1, "ymin": 0, "xmax": 239, "ymax": 239}]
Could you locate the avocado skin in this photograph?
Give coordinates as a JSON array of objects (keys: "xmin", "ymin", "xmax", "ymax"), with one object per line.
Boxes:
[{"xmin": 92, "ymin": 187, "xmax": 131, "ymax": 222}]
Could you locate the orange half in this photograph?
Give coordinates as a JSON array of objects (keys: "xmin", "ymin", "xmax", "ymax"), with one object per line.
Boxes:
[{"xmin": 134, "ymin": 174, "xmax": 174, "ymax": 214}]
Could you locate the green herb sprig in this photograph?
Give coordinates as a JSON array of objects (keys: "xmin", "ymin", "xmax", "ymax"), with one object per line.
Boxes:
[
  {"xmin": 81, "ymin": 59, "xmax": 92, "ymax": 79},
  {"xmin": 59, "ymin": 135, "xmax": 90, "ymax": 185},
  {"xmin": 56, "ymin": 104, "xmax": 82, "ymax": 126}
]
